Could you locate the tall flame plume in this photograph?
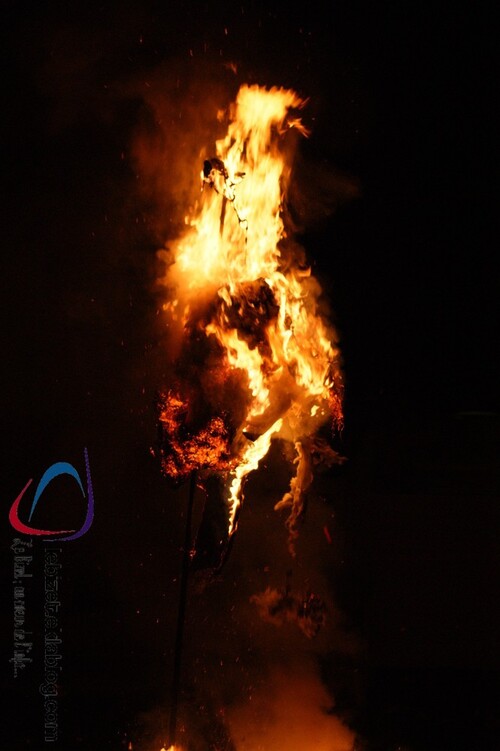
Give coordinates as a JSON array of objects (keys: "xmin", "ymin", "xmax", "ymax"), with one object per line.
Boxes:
[{"xmin": 158, "ymin": 84, "xmax": 344, "ymax": 557}]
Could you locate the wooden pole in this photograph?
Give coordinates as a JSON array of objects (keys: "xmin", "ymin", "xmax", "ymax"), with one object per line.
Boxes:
[{"xmin": 168, "ymin": 471, "xmax": 196, "ymax": 748}]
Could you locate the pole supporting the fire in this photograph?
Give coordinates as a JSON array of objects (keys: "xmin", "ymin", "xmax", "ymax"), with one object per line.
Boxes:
[{"xmin": 168, "ymin": 470, "xmax": 196, "ymax": 748}]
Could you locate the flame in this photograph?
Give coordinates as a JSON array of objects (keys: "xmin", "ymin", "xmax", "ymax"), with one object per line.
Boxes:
[{"xmin": 159, "ymin": 84, "xmax": 343, "ymax": 553}]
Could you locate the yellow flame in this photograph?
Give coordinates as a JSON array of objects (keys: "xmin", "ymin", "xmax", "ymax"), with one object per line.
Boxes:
[{"xmin": 227, "ymin": 418, "xmax": 283, "ymax": 534}]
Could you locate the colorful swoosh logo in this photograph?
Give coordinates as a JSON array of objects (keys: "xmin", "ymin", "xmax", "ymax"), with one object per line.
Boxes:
[{"xmin": 9, "ymin": 448, "xmax": 94, "ymax": 541}]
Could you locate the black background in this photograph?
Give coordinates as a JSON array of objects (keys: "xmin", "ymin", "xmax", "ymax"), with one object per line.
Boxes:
[{"xmin": 1, "ymin": 2, "xmax": 498, "ymax": 750}]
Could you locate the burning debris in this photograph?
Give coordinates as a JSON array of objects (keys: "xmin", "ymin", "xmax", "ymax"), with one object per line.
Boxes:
[
  {"xmin": 251, "ymin": 576, "xmax": 327, "ymax": 639},
  {"xmin": 158, "ymin": 389, "xmax": 236, "ymax": 482},
  {"xmin": 157, "ymin": 83, "xmax": 344, "ymax": 565}
]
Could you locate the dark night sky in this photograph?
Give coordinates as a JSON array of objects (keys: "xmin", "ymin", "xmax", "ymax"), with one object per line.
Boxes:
[{"xmin": 1, "ymin": 2, "xmax": 498, "ymax": 750}]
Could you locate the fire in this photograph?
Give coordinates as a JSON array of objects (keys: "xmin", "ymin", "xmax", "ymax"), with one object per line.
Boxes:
[{"xmin": 158, "ymin": 84, "xmax": 344, "ymax": 556}]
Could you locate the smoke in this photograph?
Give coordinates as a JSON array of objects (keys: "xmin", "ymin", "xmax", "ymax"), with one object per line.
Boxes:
[
  {"xmin": 130, "ymin": 417, "xmax": 360, "ymax": 751},
  {"xmin": 129, "ymin": 59, "xmax": 240, "ymax": 243},
  {"xmin": 227, "ymin": 660, "xmax": 355, "ymax": 751},
  {"xmin": 131, "ymin": 444, "xmax": 359, "ymax": 750}
]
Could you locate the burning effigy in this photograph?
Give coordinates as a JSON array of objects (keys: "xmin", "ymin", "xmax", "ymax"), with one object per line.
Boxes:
[
  {"xmin": 129, "ymin": 75, "xmax": 366, "ymax": 751},
  {"xmin": 156, "ymin": 84, "xmax": 345, "ymax": 571}
]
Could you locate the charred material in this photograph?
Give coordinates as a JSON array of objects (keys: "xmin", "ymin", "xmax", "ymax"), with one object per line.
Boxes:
[
  {"xmin": 251, "ymin": 579, "xmax": 327, "ymax": 639},
  {"xmin": 156, "ymin": 316, "xmax": 252, "ymax": 485},
  {"xmin": 216, "ymin": 278, "xmax": 279, "ymax": 361},
  {"xmin": 190, "ymin": 475, "xmax": 232, "ymax": 573}
]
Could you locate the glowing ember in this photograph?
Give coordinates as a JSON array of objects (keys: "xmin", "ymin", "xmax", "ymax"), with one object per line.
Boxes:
[
  {"xmin": 158, "ymin": 389, "xmax": 236, "ymax": 481},
  {"xmin": 158, "ymin": 84, "xmax": 344, "ymax": 556}
]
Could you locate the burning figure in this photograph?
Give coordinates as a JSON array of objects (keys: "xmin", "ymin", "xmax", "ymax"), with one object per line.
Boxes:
[{"xmin": 157, "ymin": 84, "xmax": 344, "ymax": 567}]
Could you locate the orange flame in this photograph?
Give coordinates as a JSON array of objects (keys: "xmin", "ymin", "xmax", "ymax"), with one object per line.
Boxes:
[{"xmin": 159, "ymin": 84, "xmax": 343, "ymax": 553}]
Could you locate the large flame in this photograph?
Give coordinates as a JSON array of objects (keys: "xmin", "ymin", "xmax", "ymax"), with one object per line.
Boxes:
[{"xmin": 158, "ymin": 84, "xmax": 344, "ymax": 554}]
